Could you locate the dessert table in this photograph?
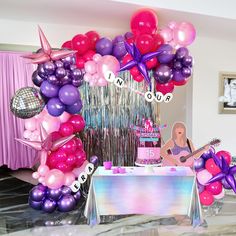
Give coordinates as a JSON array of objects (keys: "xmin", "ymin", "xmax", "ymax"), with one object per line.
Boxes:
[{"xmin": 84, "ymin": 166, "xmax": 203, "ymax": 227}]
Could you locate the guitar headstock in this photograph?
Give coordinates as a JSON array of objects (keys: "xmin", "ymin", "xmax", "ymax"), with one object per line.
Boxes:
[{"xmin": 209, "ymin": 138, "xmax": 221, "ymax": 147}]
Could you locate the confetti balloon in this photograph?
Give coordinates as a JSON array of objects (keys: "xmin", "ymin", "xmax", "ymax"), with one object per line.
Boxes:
[{"xmin": 10, "ymin": 87, "xmax": 45, "ymax": 119}]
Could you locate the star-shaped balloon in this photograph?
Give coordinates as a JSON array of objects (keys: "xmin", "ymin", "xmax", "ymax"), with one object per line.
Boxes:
[
  {"xmin": 22, "ymin": 26, "xmax": 76, "ymax": 64},
  {"xmin": 119, "ymin": 42, "xmax": 164, "ymax": 89},
  {"xmin": 16, "ymin": 125, "xmax": 75, "ymax": 165},
  {"xmin": 207, "ymin": 154, "xmax": 236, "ymax": 193}
]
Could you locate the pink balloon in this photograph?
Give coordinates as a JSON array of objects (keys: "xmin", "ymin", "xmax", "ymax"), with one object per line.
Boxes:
[
  {"xmin": 55, "ymin": 162, "xmax": 71, "ymax": 173},
  {"xmin": 173, "ymin": 21, "xmax": 196, "ymax": 46},
  {"xmin": 84, "ymin": 73, "xmax": 92, "ymax": 82},
  {"xmin": 92, "ymin": 73, "xmax": 99, "ymax": 81},
  {"xmin": 59, "ymin": 112, "xmax": 71, "ymax": 123},
  {"xmin": 25, "ymin": 118, "xmax": 37, "ymax": 131},
  {"xmin": 168, "ymin": 21, "xmax": 178, "ymax": 30},
  {"xmin": 84, "ymin": 61, "xmax": 97, "ymax": 75},
  {"xmin": 64, "ymin": 172, "xmax": 76, "ymax": 186},
  {"xmin": 38, "ymin": 164, "xmax": 50, "ymax": 176},
  {"xmin": 199, "ymin": 190, "xmax": 214, "ymax": 206},
  {"xmin": 59, "ymin": 122, "xmax": 74, "ymax": 136},
  {"xmin": 197, "ymin": 169, "xmax": 213, "ymax": 185},
  {"xmin": 38, "ymin": 176, "xmax": 45, "ymax": 183},
  {"xmin": 74, "ymin": 137, "xmax": 83, "ymax": 149},
  {"xmin": 97, "ymin": 55, "xmax": 120, "ymax": 77},
  {"xmin": 31, "ymin": 130, "xmax": 40, "ymax": 141},
  {"xmin": 214, "ymin": 189, "xmax": 225, "ymax": 199},
  {"xmin": 72, "ymin": 160, "xmax": 89, "ymax": 177},
  {"xmin": 205, "ymin": 181, "xmax": 222, "ymax": 195},
  {"xmin": 160, "ymin": 27, "xmax": 173, "ymax": 42},
  {"xmin": 44, "ymin": 169, "xmax": 65, "ymax": 189},
  {"xmin": 97, "ymin": 78, "xmax": 108, "ymax": 87},
  {"xmin": 42, "ymin": 115, "xmax": 60, "ymax": 134},
  {"xmin": 32, "ymin": 172, "xmax": 39, "ymax": 179},
  {"xmin": 89, "ymin": 80, "xmax": 97, "ymax": 87},
  {"xmin": 23, "ymin": 130, "xmax": 32, "ymax": 139},
  {"xmin": 68, "ymin": 115, "xmax": 85, "ymax": 132},
  {"xmin": 93, "ymin": 53, "xmax": 102, "ymax": 62},
  {"xmin": 75, "ymin": 149, "xmax": 86, "ymax": 167}
]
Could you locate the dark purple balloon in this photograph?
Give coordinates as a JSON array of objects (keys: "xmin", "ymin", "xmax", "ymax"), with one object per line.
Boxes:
[
  {"xmin": 182, "ymin": 55, "xmax": 193, "ymax": 67},
  {"xmin": 65, "ymin": 100, "xmax": 83, "ymax": 114},
  {"xmin": 54, "ymin": 60, "xmax": 64, "ymax": 68},
  {"xmin": 157, "ymin": 44, "xmax": 174, "ymax": 64},
  {"xmin": 61, "ymin": 186, "xmax": 72, "ymax": 195},
  {"xmin": 201, "ymin": 149, "xmax": 213, "ymax": 160},
  {"xmin": 113, "ymin": 35, "xmax": 125, "ymax": 44},
  {"xmin": 197, "ymin": 182, "xmax": 205, "ymax": 193},
  {"xmin": 172, "ymin": 70, "xmax": 185, "ymax": 82},
  {"xmin": 70, "ymin": 64, "xmax": 77, "ymax": 71},
  {"xmin": 73, "ymin": 191, "xmax": 81, "ymax": 203},
  {"xmin": 154, "ymin": 65, "xmax": 173, "ymax": 84},
  {"xmin": 124, "ymin": 32, "xmax": 133, "ymax": 39},
  {"xmin": 173, "ymin": 60, "xmax": 182, "ymax": 70},
  {"xmin": 60, "ymin": 75, "xmax": 71, "ymax": 86},
  {"xmin": 37, "ymin": 64, "xmax": 48, "ymax": 79},
  {"xmin": 113, "ymin": 42, "xmax": 127, "ymax": 59},
  {"xmin": 43, "ymin": 61, "xmax": 56, "ymax": 75},
  {"xmin": 182, "ymin": 67, "xmax": 192, "ymax": 78},
  {"xmin": 222, "ymin": 178, "xmax": 232, "ymax": 189},
  {"xmin": 58, "ymin": 85, "xmax": 80, "ymax": 105},
  {"xmin": 47, "ymin": 188, "xmax": 62, "ymax": 201},
  {"xmin": 57, "ymin": 195, "xmax": 76, "ymax": 212},
  {"xmin": 29, "ymin": 198, "xmax": 42, "ymax": 210},
  {"xmin": 90, "ymin": 155, "xmax": 98, "ymax": 165},
  {"xmin": 37, "ymin": 183, "xmax": 48, "ymax": 191},
  {"xmin": 47, "ymin": 98, "xmax": 65, "ymax": 117},
  {"xmin": 175, "ymin": 47, "xmax": 189, "ymax": 60},
  {"xmin": 95, "ymin": 37, "xmax": 113, "ymax": 56},
  {"xmin": 30, "ymin": 186, "xmax": 46, "ymax": 202},
  {"xmin": 42, "ymin": 198, "xmax": 57, "ymax": 213},
  {"xmin": 194, "ymin": 157, "xmax": 205, "ymax": 171},
  {"xmin": 62, "ymin": 56, "xmax": 76, "ymax": 69},
  {"xmin": 47, "ymin": 75, "xmax": 60, "ymax": 86},
  {"xmin": 72, "ymin": 79, "xmax": 83, "ymax": 87},
  {"xmin": 55, "ymin": 68, "xmax": 66, "ymax": 79},
  {"xmin": 40, "ymin": 80, "xmax": 59, "ymax": 98},
  {"xmin": 70, "ymin": 68, "xmax": 82, "ymax": 80},
  {"xmin": 32, "ymin": 70, "xmax": 44, "ymax": 87}
]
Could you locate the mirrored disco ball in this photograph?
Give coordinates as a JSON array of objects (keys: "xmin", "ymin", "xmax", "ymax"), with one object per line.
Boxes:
[{"xmin": 10, "ymin": 87, "xmax": 45, "ymax": 119}]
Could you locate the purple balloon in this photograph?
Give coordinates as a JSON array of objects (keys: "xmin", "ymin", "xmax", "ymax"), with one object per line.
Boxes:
[
  {"xmin": 182, "ymin": 67, "xmax": 192, "ymax": 78},
  {"xmin": 113, "ymin": 42, "xmax": 127, "ymax": 59},
  {"xmin": 113, "ymin": 35, "xmax": 125, "ymax": 44},
  {"xmin": 201, "ymin": 149, "xmax": 213, "ymax": 160},
  {"xmin": 194, "ymin": 157, "xmax": 205, "ymax": 171},
  {"xmin": 43, "ymin": 61, "xmax": 55, "ymax": 75},
  {"xmin": 182, "ymin": 55, "xmax": 193, "ymax": 67},
  {"xmin": 30, "ymin": 186, "xmax": 46, "ymax": 202},
  {"xmin": 175, "ymin": 47, "xmax": 189, "ymax": 60},
  {"xmin": 72, "ymin": 79, "xmax": 83, "ymax": 87},
  {"xmin": 29, "ymin": 198, "xmax": 42, "ymax": 210},
  {"xmin": 61, "ymin": 186, "xmax": 72, "ymax": 195},
  {"xmin": 90, "ymin": 155, "xmax": 98, "ymax": 165},
  {"xmin": 37, "ymin": 183, "xmax": 48, "ymax": 191},
  {"xmin": 62, "ymin": 56, "xmax": 76, "ymax": 69},
  {"xmin": 65, "ymin": 100, "xmax": 83, "ymax": 114},
  {"xmin": 58, "ymin": 85, "xmax": 80, "ymax": 105},
  {"xmin": 172, "ymin": 70, "xmax": 185, "ymax": 82},
  {"xmin": 73, "ymin": 191, "xmax": 81, "ymax": 203},
  {"xmin": 197, "ymin": 182, "xmax": 205, "ymax": 193},
  {"xmin": 173, "ymin": 60, "xmax": 182, "ymax": 70},
  {"xmin": 157, "ymin": 44, "xmax": 174, "ymax": 64},
  {"xmin": 70, "ymin": 68, "xmax": 82, "ymax": 80},
  {"xmin": 222, "ymin": 178, "xmax": 232, "ymax": 189},
  {"xmin": 47, "ymin": 98, "xmax": 65, "ymax": 117},
  {"xmin": 95, "ymin": 37, "xmax": 113, "ymax": 56},
  {"xmin": 42, "ymin": 198, "xmax": 57, "ymax": 213},
  {"xmin": 47, "ymin": 188, "xmax": 62, "ymax": 201},
  {"xmin": 60, "ymin": 75, "xmax": 71, "ymax": 86},
  {"xmin": 57, "ymin": 195, "xmax": 76, "ymax": 212},
  {"xmin": 47, "ymin": 75, "xmax": 60, "ymax": 86},
  {"xmin": 70, "ymin": 64, "xmax": 77, "ymax": 71},
  {"xmin": 154, "ymin": 65, "xmax": 173, "ymax": 84},
  {"xmin": 40, "ymin": 80, "xmax": 59, "ymax": 98},
  {"xmin": 54, "ymin": 60, "xmax": 64, "ymax": 68},
  {"xmin": 37, "ymin": 64, "xmax": 48, "ymax": 79},
  {"xmin": 124, "ymin": 32, "xmax": 133, "ymax": 39},
  {"xmin": 55, "ymin": 68, "xmax": 66, "ymax": 79},
  {"xmin": 32, "ymin": 70, "xmax": 44, "ymax": 87}
]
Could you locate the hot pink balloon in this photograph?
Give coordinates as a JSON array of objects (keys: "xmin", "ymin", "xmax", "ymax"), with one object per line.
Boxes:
[
  {"xmin": 64, "ymin": 172, "xmax": 76, "ymax": 186},
  {"xmin": 97, "ymin": 55, "xmax": 120, "ymax": 78},
  {"xmin": 197, "ymin": 169, "xmax": 213, "ymax": 185},
  {"xmin": 84, "ymin": 61, "xmax": 97, "ymax": 75},
  {"xmin": 38, "ymin": 164, "xmax": 50, "ymax": 176},
  {"xmin": 44, "ymin": 169, "xmax": 65, "ymax": 189},
  {"xmin": 59, "ymin": 112, "xmax": 71, "ymax": 123},
  {"xmin": 160, "ymin": 27, "xmax": 173, "ymax": 42},
  {"xmin": 173, "ymin": 22, "xmax": 196, "ymax": 46},
  {"xmin": 93, "ymin": 53, "xmax": 102, "ymax": 62}
]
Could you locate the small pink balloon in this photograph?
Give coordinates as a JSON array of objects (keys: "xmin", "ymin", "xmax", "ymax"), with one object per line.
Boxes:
[
  {"xmin": 84, "ymin": 73, "xmax": 92, "ymax": 82},
  {"xmin": 92, "ymin": 73, "xmax": 99, "ymax": 80},
  {"xmin": 59, "ymin": 112, "xmax": 71, "ymax": 123},
  {"xmin": 89, "ymin": 80, "xmax": 97, "ymax": 87},
  {"xmin": 38, "ymin": 164, "xmax": 50, "ymax": 176},
  {"xmin": 160, "ymin": 27, "xmax": 173, "ymax": 42},
  {"xmin": 25, "ymin": 118, "xmax": 37, "ymax": 131},
  {"xmin": 97, "ymin": 78, "xmax": 108, "ymax": 87},
  {"xmin": 173, "ymin": 21, "xmax": 196, "ymax": 46},
  {"xmin": 23, "ymin": 130, "xmax": 32, "ymax": 139},
  {"xmin": 214, "ymin": 189, "xmax": 225, "ymax": 200},
  {"xmin": 31, "ymin": 130, "xmax": 40, "ymax": 141},
  {"xmin": 44, "ymin": 169, "xmax": 65, "ymax": 189},
  {"xmin": 93, "ymin": 53, "xmax": 102, "ymax": 62},
  {"xmin": 38, "ymin": 176, "xmax": 45, "ymax": 183},
  {"xmin": 84, "ymin": 61, "xmax": 97, "ymax": 75},
  {"xmin": 32, "ymin": 172, "xmax": 39, "ymax": 179},
  {"xmin": 64, "ymin": 172, "xmax": 76, "ymax": 186},
  {"xmin": 197, "ymin": 169, "xmax": 213, "ymax": 186},
  {"xmin": 168, "ymin": 21, "xmax": 178, "ymax": 30},
  {"xmin": 42, "ymin": 115, "xmax": 60, "ymax": 134}
]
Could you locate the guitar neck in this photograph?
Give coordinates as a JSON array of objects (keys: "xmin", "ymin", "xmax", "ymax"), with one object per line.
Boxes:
[{"xmin": 184, "ymin": 145, "xmax": 207, "ymax": 159}]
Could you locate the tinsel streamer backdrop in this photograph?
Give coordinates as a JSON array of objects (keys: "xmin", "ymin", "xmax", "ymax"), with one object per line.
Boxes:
[{"xmin": 81, "ymin": 71, "xmax": 159, "ymax": 166}]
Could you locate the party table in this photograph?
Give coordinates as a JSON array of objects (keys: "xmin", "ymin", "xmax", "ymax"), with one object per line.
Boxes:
[{"xmin": 84, "ymin": 166, "xmax": 203, "ymax": 227}]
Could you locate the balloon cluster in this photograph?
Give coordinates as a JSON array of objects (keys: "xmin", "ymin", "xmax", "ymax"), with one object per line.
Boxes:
[
  {"xmin": 195, "ymin": 149, "xmax": 233, "ymax": 206},
  {"xmin": 29, "ymin": 184, "xmax": 81, "ymax": 213}
]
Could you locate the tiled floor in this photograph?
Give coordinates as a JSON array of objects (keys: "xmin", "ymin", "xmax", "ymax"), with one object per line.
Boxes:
[{"xmin": 1, "ymin": 167, "xmax": 236, "ymax": 236}]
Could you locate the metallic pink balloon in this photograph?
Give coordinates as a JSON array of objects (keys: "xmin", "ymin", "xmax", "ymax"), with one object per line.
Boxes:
[
  {"xmin": 168, "ymin": 21, "xmax": 178, "ymax": 30},
  {"xmin": 64, "ymin": 172, "xmax": 76, "ymax": 186},
  {"xmin": 160, "ymin": 27, "xmax": 173, "ymax": 43},
  {"xmin": 38, "ymin": 164, "xmax": 50, "ymax": 176},
  {"xmin": 97, "ymin": 78, "xmax": 108, "ymax": 87},
  {"xmin": 93, "ymin": 53, "xmax": 102, "ymax": 62},
  {"xmin": 44, "ymin": 169, "xmax": 65, "ymax": 189},
  {"xmin": 84, "ymin": 61, "xmax": 97, "ymax": 75}
]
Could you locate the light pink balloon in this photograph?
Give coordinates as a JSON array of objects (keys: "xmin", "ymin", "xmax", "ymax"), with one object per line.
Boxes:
[
  {"xmin": 168, "ymin": 21, "xmax": 178, "ymax": 30},
  {"xmin": 84, "ymin": 73, "xmax": 92, "ymax": 82},
  {"xmin": 38, "ymin": 176, "xmax": 45, "ymax": 183},
  {"xmin": 31, "ymin": 130, "xmax": 40, "ymax": 141},
  {"xmin": 84, "ymin": 61, "xmax": 97, "ymax": 75},
  {"xmin": 59, "ymin": 112, "xmax": 71, "ymax": 123},
  {"xmin": 93, "ymin": 53, "xmax": 102, "ymax": 62},
  {"xmin": 97, "ymin": 78, "xmax": 108, "ymax": 87},
  {"xmin": 25, "ymin": 118, "xmax": 37, "ymax": 131},
  {"xmin": 44, "ymin": 169, "xmax": 65, "ymax": 189},
  {"xmin": 38, "ymin": 164, "xmax": 50, "ymax": 176},
  {"xmin": 32, "ymin": 172, "xmax": 39, "ymax": 179},
  {"xmin": 92, "ymin": 73, "xmax": 99, "ymax": 80},
  {"xmin": 173, "ymin": 21, "xmax": 196, "ymax": 46},
  {"xmin": 160, "ymin": 27, "xmax": 173, "ymax": 42},
  {"xmin": 23, "ymin": 130, "xmax": 32, "ymax": 139},
  {"xmin": 89, "ymin": 80, "xmax": 97, "ymax": 87},
  {"xmin": 42, "ymin": 115, "xmax": 60, "ymax": 134},
  {"xmin": 97, "ymin": 55, "xmax": 120, "ymax": 78},
  {"xmin": 214, "ymin": 189, "xmax": 225, "ymax": 199},
  {"xmin": 72, "ymin": 160, "xmax": 89, "ymax": 177},
  {"xmin": 197, "ymin": 169, "xmax": 213, "ymax": 186},
  {"xmin": 64, "ymin": 172, "xmax": 76, "ymax": 186}
]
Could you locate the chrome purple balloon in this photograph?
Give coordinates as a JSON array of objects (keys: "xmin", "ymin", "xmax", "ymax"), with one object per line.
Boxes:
[
  {"xmin": 47, "ymin": 75, "xmax": 60, "ymax": 86},
  {"xmin": 61, "ymin": 186, "xmax": 72, "ymax": 195},
  {"xmin": 72, "ymin": 79, "xmax": 83, "ymax": 87},
  {"xmin": 73, "ymin": 191, "xmax": 81, "ymax": 203},
  {"xmin": 47, "ymin": 188, "xmax": 62, "ymax": 201},
  {"xmin": 154, "ymin": 65, "xmax": 173, "ymax": 84},
  {"xmin": 172, "ymin": 70, "xmax": 185, "ymax": 82},
  {"xmin": 54, "ymin": 60, "xmax": 64, "ymax": 68},
  {"xmin": 70, "ymin": 68, "xmax": 82, "ymax": 80},
  {"xmin": 43, "ymin": 61, "xmax": 55, "ymax": 75},
  {"xmin": 29, "ymin": 198, "xmax": 42, "ymax": 210},
  {"xmin": 182, "ymin": 55, "xmax": 193, "ymax": 67},
  {"xmin": 90, "ymin": 155, "xmax": 98, "ymax": 165},
  {"xmin": 30, "ymin": 186, "xmax": 46, "ymax": 202},
  {"xmin": 55, "ymin": 68, "xmax": 66, "ymax": 79},
  {"xmin": 95, "ymin": 37, "xmax": 113, "ymax": 56},
  {"xmin": 37, "ymin": 64, "xmax": 48, "ymax": 79},
  {"xmin": 194, "ymin": 157, "xmax": 205, "ymax": 171},
  {"xmin": 57, "ymin": 195, "xmax": 76, "ymax": 212},
  {"xmin": 42, "ymin": 199, "xmax": 57, "ymax": 213},
  {"xmin": 175, "ymin": 47, "xmax": 189, "ymax": 60},
  {"xmin": 32, "ymin": 70, "xmax": 44, "ymax": 87},
  {"xmin": 173, "ymin": 61, "xmax": 182, "ymax": 70},
  {"xmin": 182, "ymin": 67, "xmax": 192, "ymax": 78}
]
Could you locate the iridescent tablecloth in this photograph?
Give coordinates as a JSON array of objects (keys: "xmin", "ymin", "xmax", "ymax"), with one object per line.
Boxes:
[{"xmin": 84, "ymin": 166, "xmax": 203, "ymax": 227}]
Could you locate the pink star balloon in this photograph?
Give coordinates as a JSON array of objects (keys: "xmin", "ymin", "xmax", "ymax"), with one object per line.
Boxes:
[{"xmin": 22, "ymin": 26, "xmax": 76, "ymax": 64}]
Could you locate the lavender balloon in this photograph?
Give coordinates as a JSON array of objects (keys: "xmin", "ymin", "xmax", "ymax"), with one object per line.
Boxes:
[
  {"xmin": 32, "ymin": 70, "xmax": 44, "ymax": 87},
  {"xmin": 55, "ymin": 68, "xmax": 66, "ymax": 79},
  {"xmin": 172, "ymin": 70, "xmax": 185, "ymax": 82},
  {"xmin": 58, "ymin": 84, "xmax": 80, "ymax": 105},
  {"xmin": 42, "ymin": 198, "xmax": 57, "ymax": 213},
  {"xmin": 175, "ymin": 47, "xmax": 189, "ymax": 60},
  {"xmin": 40, "ymin": 80, "xmax": 59, "ymax": 98},
  {"xmin": 95, "ymin": 37, "xmax": 113, "ymax": 56},
  {"xmin": 30, "ymin": 186, "xmax": 46, "ymax": 202},
  {"xmin": 43, "ymin": 61, "xmax": 55, "ymax": 75},
  {"xmin": 157, "ymin": 44, "xmax": 174, "ymax": 64},
  {"xmin": 57, "ymin": 195, "xmax": 76, "ymax": 212},
  {"xmin": 154, "ymin": 65, "xmax": 173, "ymax": 84},
  {"xmin": 47, "ymin": 75, "xmax": 60, "ymax": 86},
  {"xmin": 29, "ymin": 198, "xmax": 42, "ymax": 210},
  {"xmin": 113, "ymin": 42, "xmax": 127, "ymax": 59},
  {"xmin": 65, "ymin": 100, "xmax": 83, "ymax": 114},
  {"xmin": 47, "ymin": 98, "xmax": 65, "ymax": 117},
  {"xmin": 47, "ymin": 188, "xmax": 62, "ymax": 201},
  {"xmin": 194, "ymin": 157, "xmax": 205, "ymax": 171}
]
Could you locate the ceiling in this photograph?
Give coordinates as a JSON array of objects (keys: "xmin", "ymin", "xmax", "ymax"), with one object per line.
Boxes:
[{"xmin": 1, "ymin": 0, "xmax": 236, "ymax": 40}]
